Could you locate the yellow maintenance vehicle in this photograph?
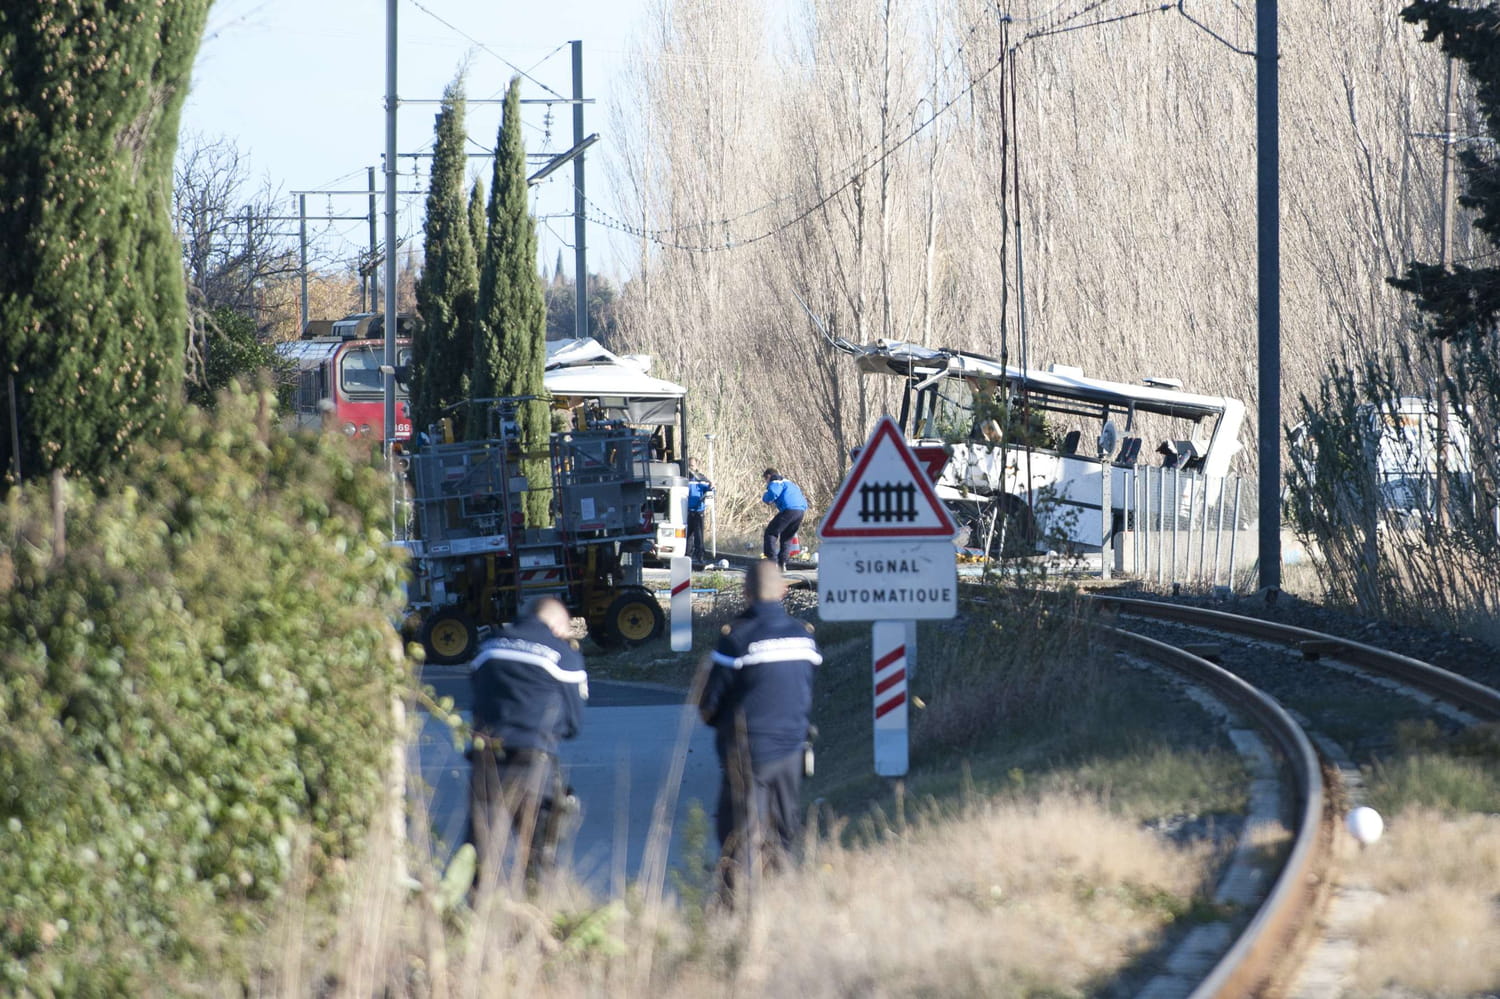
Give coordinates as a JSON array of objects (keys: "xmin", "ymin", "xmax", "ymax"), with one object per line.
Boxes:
[{"xmin": 397, "ymin": 398, "xmax": 666, "ymax": 664}]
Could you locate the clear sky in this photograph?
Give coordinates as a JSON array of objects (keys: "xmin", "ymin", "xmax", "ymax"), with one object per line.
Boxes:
[{"xmin": 181, "ymin": 0, "xmax": 649, "ymax": 281}]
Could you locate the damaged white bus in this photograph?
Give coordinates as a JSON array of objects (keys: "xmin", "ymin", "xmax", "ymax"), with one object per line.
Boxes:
[{"xmin": 843, "ymin": 340, "xmax": 1247, "ymax": 558}]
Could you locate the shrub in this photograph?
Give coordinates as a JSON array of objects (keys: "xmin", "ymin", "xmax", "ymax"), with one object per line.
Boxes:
[
  {"xmin": 1285, "ymin": 342, "xmax": 1500, "ymax": 639},
  {"xmin": 0, "ymin": 385, "xmax": 410, "ymax": 993},
  {"xmin": 913, "ymin": 583, "xmax": 1101, "ymax": 753}
]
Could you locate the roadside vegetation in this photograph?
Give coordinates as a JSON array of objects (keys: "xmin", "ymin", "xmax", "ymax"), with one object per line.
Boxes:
[
  {"xmin": 2, "ymin": 0, "xmax": 1497, "ymax": 994},
  {"xmin": 1348, "ymin": 809, "xmax": 1500, "ymax": 996},
  {"xmin": 190, "ymin": 567, "xmax": 1245, "ymax": 998},
  {"xmin": 0, "ymin": 389, "xmax": 409, "ymax": 992}
]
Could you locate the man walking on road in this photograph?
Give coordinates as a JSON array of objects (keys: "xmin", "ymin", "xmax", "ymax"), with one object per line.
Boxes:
[
  {"xmin": 699, "ymin": 560, "xmax": 821, "ymax": 894},
  {"xmin": 760, "ymin": 468, "xmax": 808, "ymax": 570},
  {"xmin": 468, "ymin": 596, "xmax": 588, "ymax": 886}
]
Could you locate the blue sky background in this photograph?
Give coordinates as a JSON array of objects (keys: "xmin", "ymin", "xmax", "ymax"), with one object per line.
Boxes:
[{"xmin": 181, "ymin": 0, "xmax": 648, "ymax": 280}]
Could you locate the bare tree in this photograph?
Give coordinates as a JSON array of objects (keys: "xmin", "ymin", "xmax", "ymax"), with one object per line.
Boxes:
[
  {"xmin": 174, "ymin": 135, "xmax": 301, "ymax": 327},
  {"xmin": 606, "ymin": 0, "xmax": 1462, "ymax": 526}
]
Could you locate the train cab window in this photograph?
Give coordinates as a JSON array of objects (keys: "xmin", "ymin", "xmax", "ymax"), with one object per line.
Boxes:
[
  {"xmin": 340, "ymin": 345, "xmax": 411, "ymax": 398},
  {"xmin": 340, "ymin": 347, "xmax": 382, "ymax": 396},
  {"xmin": 339, "ymin": 345, "xmax": 414, "ymax": 399}
]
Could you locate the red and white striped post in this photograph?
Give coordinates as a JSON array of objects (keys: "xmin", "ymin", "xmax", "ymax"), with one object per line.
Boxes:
[
  {"xmin": 670, "ymin": 556, "xmax": 692, "ymax": 652},
  {"xmin": 817, "ymin": 417, "xmax": 959, "ymax": 780},
  {"xmin": 871, "ymin": 620, "xmax": 909, "ymax": 776}
]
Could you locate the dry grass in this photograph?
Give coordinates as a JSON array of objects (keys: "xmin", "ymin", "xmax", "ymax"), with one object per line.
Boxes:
[
  {"xmin": 1369, "ymin": 538, "xmax": 1500, "ymax": 649},
  {"xmin": 206, "ymin": 575, "xmax": 1234, "ymax": 997},
  {"xmin": 228, "ymin": 789, "xmax": 1217, "ymax": 998},
  {"xmin": 1350, "ymin": 809, "xmax": 1500, "ymax": 997}
]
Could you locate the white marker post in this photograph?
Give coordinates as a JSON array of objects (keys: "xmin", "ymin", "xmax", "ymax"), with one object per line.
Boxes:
[
  {"xmin": 817, "ymin": 417, "xmax": 959, "ymax": 778},
  {"xmin": 670, "ymin": 556, "xmax": 692, "ymax": 652},
  {"xmin": 871, "ymin": 621, "xmax": 910, "ymax": 775}
]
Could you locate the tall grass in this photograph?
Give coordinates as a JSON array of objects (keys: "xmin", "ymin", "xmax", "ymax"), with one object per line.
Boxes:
[
  {"xmin": 158, "ymin": 569, "xmax": 1247, "ymax": 997},
  {"xmin": 915, "ymin": 580, "xmax": 1104, "ymax": 754},
  {"xmin": 1349, "ymin": 809, "xmax": 1500, "ymax": 997},
  {"xmin": 222, "ymin": 786, "xmax": 1218, "ymax": 998}
]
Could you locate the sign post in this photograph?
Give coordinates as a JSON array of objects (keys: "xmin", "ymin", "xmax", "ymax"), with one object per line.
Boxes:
[
  {"xmin": 817, "ymin": 417, "xmax": 959, "ymax": 777},
  {"xmin": 670, "ymin": 556, "xmax": 692, "ymax": 651},
  {"xmin": 871, "ymin": 621, "xmax": 910, "ymax": 774}
]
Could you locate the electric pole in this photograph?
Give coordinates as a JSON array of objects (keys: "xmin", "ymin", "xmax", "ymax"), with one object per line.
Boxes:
[
  {"xmin": 573, "ymin": 40, "xmax": 588, "ymax": 340},
  {"xmin": 287, "ymin": 186, "xmax": 405, "ymax": 333},
  {"xmin": 383, "ymin": 0, "xmax": 399, "ymax": 445},
  {"xmin": 368, "ymin": 167, "xmax": 379, "ymax": 312},
  {"xmin": 1256, "ymin": 0, "xmax": 1281, "ymax": 595}
]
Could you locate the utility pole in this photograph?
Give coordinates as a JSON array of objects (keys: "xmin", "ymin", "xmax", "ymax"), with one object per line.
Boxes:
[
  {"xmin": 383, "ymin": 0, "xmax": 399, "ymax": 445},
  {"xmin": 572, "ymin": 40, "xmax": 588, "ymax": 340},
  {"xmin": 287, "ymin": 190, "xmax": 400, "ymax": 332},
  {"xmin": 368, "ymin": 167, "xmax": 380, "ymax": 312},
  {"xmin": 1255, "ymin": 0, "xmax": 1281, "ymax": 595},
  {"xmin": 299, "ymin": 194, "xmax": 308, "ymax": 331}
]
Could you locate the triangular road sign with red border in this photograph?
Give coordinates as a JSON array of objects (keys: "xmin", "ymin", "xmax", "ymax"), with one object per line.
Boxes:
[{"xmin": 819, "ymin": 417, "xmax": 959, "ymax": 539}]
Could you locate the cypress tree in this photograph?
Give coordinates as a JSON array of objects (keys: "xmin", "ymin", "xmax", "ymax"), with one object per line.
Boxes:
[
  {"xmin": 1390, "ymin": 2, "xmax": 1500, "ymax": 340},
  {"xmin": 468, "ymin": 177, "xmax": 487, "ymax": 264},
  {"xmin": 0, "ymin": 2, "xmax": 209, "ymax": 483},
  {"xmin": 411, "ymin": 79, "xmax": 479, "ymax": 439},
  {"xmin": 472, "ymin": 78, "xmax": 551, "ymax": 527}
]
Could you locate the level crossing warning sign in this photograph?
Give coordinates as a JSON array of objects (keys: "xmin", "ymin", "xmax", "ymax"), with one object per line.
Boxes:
[
  {"xmin": 816, "ymin": 418, "xmax": 958, "ymax": 777},
  {"xmin": 818, "ymin": 417, "xmax": 959, "ymax": 539}
]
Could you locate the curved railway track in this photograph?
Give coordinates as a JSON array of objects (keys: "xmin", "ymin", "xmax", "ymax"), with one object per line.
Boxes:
[
  {"xmin": 1089, "ymin": 594, "xmax": 1500, "ymax": 998},
  {"xmin": 692, "ymin": 561, "xmax": 1499, "ymax": 994}
]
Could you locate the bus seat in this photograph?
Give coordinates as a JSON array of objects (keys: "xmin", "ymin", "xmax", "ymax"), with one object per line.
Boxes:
[
  {"xmin": 1116, "ymin": 437, "xmax": 1143, "ymax": 465},
  {"xmin": 1061, "ymin": 429, "xmax": 1082, "ymax": 455},
  {"xmin": 1158, "ymin": 440, "xmax": 1198, "ymax": 469}
]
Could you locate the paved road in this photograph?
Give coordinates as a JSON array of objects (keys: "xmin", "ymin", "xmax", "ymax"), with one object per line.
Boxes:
[{"xmin": 413, "ymin": 668, "xmax": 720, "ymax": 897}]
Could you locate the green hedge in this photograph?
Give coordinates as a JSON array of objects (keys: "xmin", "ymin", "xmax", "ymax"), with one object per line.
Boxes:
[{"xmin": 0, "ymin": 386, "xmax": 410, "ymax": 993}]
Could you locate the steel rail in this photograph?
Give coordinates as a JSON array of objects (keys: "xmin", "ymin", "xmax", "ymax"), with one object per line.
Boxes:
[
  {"xmin": 1093, "ymin": 595, "xmax": 1500, "ymax": 722},
  {"xmin": 1104, "ymin": 627, "xmax": 1329, "ymax": 999}
]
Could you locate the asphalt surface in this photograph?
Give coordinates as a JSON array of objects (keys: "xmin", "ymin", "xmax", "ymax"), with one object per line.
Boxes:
[{"xmin": 412, "ymin": 668, "xmax": 720, "ymax": 897}]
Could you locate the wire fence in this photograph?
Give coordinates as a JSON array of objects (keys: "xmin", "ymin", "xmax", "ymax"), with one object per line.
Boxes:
[{"xmin": 1118, "ymin": 465, "xmax": 1258, "ymax": 590}]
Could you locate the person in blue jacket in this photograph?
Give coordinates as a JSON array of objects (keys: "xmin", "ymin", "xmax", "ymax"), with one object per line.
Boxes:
[
  {"xmin": 760, "ymin": 467, "xmax": 808, "ymax": 569},
  {"xmin": 468, "ymin": 596, "xmax": 588, "ymax": 883},
  {"xmin": 699, "ymin": 560, "xmax": 821, "ymax": 892},
  {"xmin": 686, "ymin": 458, "xmax": 714, "ymax": 567}
]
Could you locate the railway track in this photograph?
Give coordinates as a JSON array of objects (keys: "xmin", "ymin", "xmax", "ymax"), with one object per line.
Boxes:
[
  {"xmin": 1090, "ymin": 594, "xmax": 1500, "ymax": 998},
  {"xmin": 681, "ymin": 560, "xmax": 1497, "ymax": 994}
]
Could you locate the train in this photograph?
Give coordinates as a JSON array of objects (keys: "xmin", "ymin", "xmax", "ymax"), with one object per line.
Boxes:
[{"xmin": 275, "ymin": 313, "xmax": 418, "ymax": 441}]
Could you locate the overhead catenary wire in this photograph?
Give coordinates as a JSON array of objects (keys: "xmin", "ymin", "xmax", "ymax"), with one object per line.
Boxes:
[
  {"xmin": 565, "ymin": 0, "xmax": 1139, "ymax": 250},
  {"xmin": 582, "ymin": 0, "xmax": 1210, "ymax": 256},
  {"xmin": 589, "ymin": 1, "xmax": 1015, "ymax": 242},
  {"xmin": 1173, "ymin": 0, "xmax": 1256, "ymax": 56},
  {"xmin": 300, "ymin": 0, "xmax": 1251, "ymax": 272},
  {"xmin": 404, "ymin": 0, "xmax": 567, "ymax": 101}
]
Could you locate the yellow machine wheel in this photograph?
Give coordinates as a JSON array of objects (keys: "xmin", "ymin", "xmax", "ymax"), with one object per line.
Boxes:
[
  {"xmin": 594, "ymin": 587, "xmax": 665, "ymax": 649},
  {"xmin": 420, "ymin": 606, "xmax": 479, "ymax": 665}
]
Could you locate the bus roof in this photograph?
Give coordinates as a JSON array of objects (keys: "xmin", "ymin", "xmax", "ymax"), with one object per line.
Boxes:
[
  {"xmin": 544, "ymin": 338, "xmax": 686, "ymax": 399},
  {"xmin": 848, "ymin": 339, "xmax": 1241, "ymax": 423}
]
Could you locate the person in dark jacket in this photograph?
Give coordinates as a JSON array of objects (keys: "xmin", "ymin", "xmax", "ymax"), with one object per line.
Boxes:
[
  {"xmin": 687, "ymin": 458, "xmax": 714, "ymax": 567},
  {"xmin": 699, "ymin": 560, "xmax": 821, "ymax": 891},
  {"xmin": 760, "ymin": 468, "xmax": 809, "ymax": 570},
  {"xmin": 468, "ymin": 596, "xmax": 588, "ymax": 883}
]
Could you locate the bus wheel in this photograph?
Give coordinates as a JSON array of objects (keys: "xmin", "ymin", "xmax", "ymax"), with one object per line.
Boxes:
[
  {"xmin": 421, "ymin": 607, "xmax": 479, "ymax": 665},
  {"xmin": 594, "ymin": 587, "xmax": 665, "ymax": 649}
]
